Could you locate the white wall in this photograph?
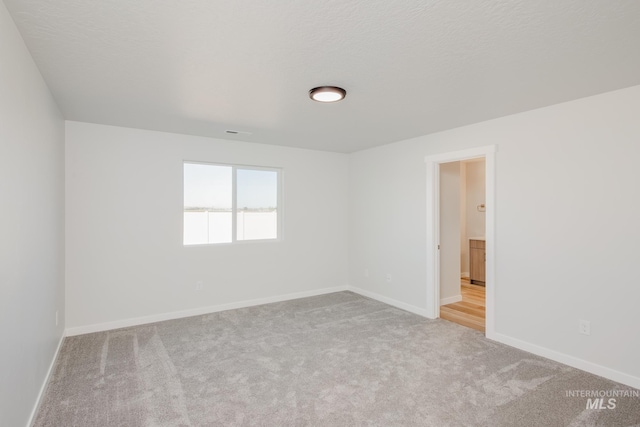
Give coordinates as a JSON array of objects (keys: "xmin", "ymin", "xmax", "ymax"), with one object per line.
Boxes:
[
  {"xmin": 0, "ymin": 2, "xmax": 65, "ymax": 426},
  {"xmin": 439, "ymin": 162, "xmax": 461, "ymax": 302},
  {"xmin": 65, "ymin": 122, "xmax": 349, "ymax": 331},
  {"xmin": 349, "ymin": 85, "xmax": 640, "ymax": 386},
  {"xmin": 465, "ymin": 160, "xmax": 486, "ymax": 240},
  {"xmin": 461, "ymin": 159, "xmax": 486, "ymax": 275},
  {"xmin": 459, "ymin": 163, "xmax": 467, "ymax": 277}
]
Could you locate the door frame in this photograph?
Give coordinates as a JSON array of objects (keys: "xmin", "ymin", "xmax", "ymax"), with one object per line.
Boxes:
[{"xmin": 424, "ymin": 145, "xmax": 497, "ymax": 338}]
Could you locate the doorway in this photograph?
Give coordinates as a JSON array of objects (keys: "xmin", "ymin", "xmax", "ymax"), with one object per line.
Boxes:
[
  {"xmin": 424, "ymin": 145, "xmax": 496, "ymax": 338},
  {"xmin": 438, "ymin": 159, "xmax": 486, "ymax": 332}
]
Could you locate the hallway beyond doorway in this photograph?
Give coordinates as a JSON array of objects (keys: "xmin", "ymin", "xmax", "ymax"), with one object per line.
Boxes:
[{"xmin": 440, "ymin": 278, "xmax": 485, "ymax": 332}]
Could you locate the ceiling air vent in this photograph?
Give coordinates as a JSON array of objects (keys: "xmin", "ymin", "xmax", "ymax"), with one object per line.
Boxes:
[{"xmin": 225, "ymin": 130, "xmax": 252, "ymax": 136}]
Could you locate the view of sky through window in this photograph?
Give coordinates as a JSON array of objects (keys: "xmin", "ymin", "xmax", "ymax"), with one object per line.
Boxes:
[
  {"xmin": 183, "ymin": 162, "xmax": 280, "ymax": 245},
  {"xmin": 237, "ymin": 169, "xmax": 278, "ymax": 209},
  {"xmin": 184, "ymin": 163, "xmax": 232, "ymax": 209},
  {"xmin": 184, "ymin": 164, "xmax": 278, "ymax": 210}
]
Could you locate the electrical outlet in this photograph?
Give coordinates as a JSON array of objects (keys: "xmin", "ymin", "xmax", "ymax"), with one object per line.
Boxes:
[
  {"xmin": 579, "ymin": 320, "xmax": 591, "ymax": 336},
  {"xmin": 364, "ymin": 269, "xmax": 369, "ymax": 278},
  {"xmin": 195, "ymin": 281, "xmax": 203, "ymax": 291},
  {"xmin": 386, "ymin": 274, "xmax": 392, "ymax": 282}
]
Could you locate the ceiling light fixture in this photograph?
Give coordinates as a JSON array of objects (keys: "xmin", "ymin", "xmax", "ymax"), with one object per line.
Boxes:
[{"xmin": 309, "ymin": 86, "xmax": 346, "ymax": 103}]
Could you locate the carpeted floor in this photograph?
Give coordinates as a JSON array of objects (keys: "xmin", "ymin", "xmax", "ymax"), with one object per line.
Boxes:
[{"xmin": 33, "ymin": 291, "xmax": 640, "ymax": 426}]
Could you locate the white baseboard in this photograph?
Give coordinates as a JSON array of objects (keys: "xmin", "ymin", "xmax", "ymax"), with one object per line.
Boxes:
[
  {"xmin": 492, "ymin": 332, "xmax": 640, "ymax": 390},
  {"xmin": 440, "ymin": 295, "xmax": 462, "ymax": 306},
  {"xmin": 346, "ymin": 287, "xmax": 640, "ymax": 389},
  {"xmin": 347, "ymin": 285, "xmax": 429, "ymax": 317},
  {"xmin": 65, "ymin": 285, "xmax": 349, "ymax": 336},
  {"xmin": 62, "ymin": 286, "xmax": 640, "ymax": 391},
  {"xmin": 27, "ymin": 331, "xmax": 65, "ymax": 427}
]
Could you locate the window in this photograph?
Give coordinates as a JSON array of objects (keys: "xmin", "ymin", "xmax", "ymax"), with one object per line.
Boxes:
[{"xmin": 183, "ymin": 162, "xmax": 280, "ymax": 245}]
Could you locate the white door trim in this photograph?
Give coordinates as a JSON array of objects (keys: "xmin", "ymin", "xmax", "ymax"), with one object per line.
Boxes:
[{"xmin": 425, "ymin": 145, "xmax": 497, "ymax": 339}]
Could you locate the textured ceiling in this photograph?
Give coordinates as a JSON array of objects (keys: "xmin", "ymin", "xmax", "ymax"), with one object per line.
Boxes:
[{"xmin": 4, "ymin": 0, "xmax": 640, "ymax": 153}]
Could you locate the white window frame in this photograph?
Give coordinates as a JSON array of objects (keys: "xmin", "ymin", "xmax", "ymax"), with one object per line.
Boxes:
[{"xmin": 183, "ymin": 161, "xmax": 283, "ymax": 245}]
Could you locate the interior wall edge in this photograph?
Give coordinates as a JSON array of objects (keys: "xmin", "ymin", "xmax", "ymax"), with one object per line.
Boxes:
[
  {"xmin": 440, "ymin": 295, "xmax": 462, "ymax": 306},
  {"xmin": 65, "ymin": 285, "xmax": 348, "ymax": 337},
  {"xmin": 25, "ymin": 333, "xmax": 65, "ymax": 427},
  {"xmin": 347, "ymin": 285, "xmax": 430, "ymax": 318},
  {"xmin": 491, "ymin": 332, "xmax": 640, "ymax": 390}
]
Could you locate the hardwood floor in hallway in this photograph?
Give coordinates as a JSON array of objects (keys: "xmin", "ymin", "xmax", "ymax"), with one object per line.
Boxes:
[{"xmin": 440, "ymin": 278, "xmax": 485, "ymax": 332}]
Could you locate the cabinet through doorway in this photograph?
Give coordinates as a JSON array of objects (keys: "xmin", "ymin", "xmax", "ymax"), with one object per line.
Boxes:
[{"xmin": 469, "ymin": 238, "xmax": 486, "ymax": 285}]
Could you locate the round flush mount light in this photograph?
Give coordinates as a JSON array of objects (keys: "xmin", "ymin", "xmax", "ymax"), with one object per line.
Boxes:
[{"xmin": 309, "ymin": 86, "xmax": 346, "ymax": 103}]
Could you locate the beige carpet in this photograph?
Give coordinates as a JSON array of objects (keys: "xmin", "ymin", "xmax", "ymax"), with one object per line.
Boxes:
[{"xmin": 33, "ymin": 292, "xmax": 640, "ymax": 426}]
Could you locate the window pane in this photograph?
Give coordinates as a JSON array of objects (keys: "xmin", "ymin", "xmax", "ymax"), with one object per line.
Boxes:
[
  {"xmin": 236, "ymin": 169, "xmax": 278, "ymax": 241},
  {"xmin": 184, "ymin": 163, "xmax": 232, "ymax": 244}
]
